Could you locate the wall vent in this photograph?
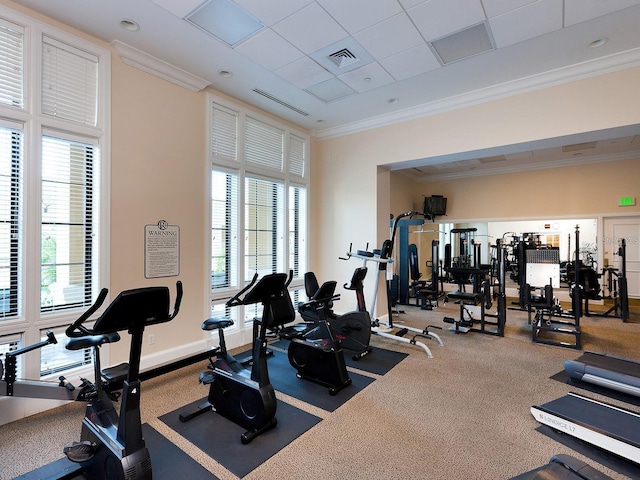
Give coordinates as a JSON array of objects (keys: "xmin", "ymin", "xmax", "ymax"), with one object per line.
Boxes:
[
  {"xmin": 252, "ymin": 89, "xmax": 310, "ymax": 116},
  {"xmin": 562, "ymin": 142, "xmax": 598, "ymax": 152},
  {"xmin": 328, "ymin": 48, "xmax": 359, "ymax": 68}
]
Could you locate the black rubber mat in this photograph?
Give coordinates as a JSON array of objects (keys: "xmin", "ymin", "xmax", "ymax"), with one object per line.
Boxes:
[
  {"xmin": 14, "ymin": 423, "xmax": 217, "ymax": 480},
  {"xmin": 161, "ymin": 400, "xmax": 320, "ymax": 478}
]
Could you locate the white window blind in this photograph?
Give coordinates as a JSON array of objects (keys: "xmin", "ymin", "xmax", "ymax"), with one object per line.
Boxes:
[
  {"xmin": 211, "ymin": 103, "xmax": 238, "ymax": 162},
  {"xmin": 245, "ymin": 176, "xmax": 284, "ymax": 279},
  {"xmin": 245, "ymin": 116, "xmax": 284, "ymax": 171},
  {"xmin": 288, "ymin": 185, "xmax": 307, "ymax": 279},
  {"xmin": 40, "ymin": 327, "xmax": 91, "ymax": 377},
  {"xmin": 211, "ymin": 169, "xmax": 238, "ymax": 290},
  {"xmin": 288, "ymin": 134, "xmax": 305, "ymax": 177},
  {"xmin": 41, "ymin": 134, "xmax": 99, "ymax": 312},
  {"xmin": 42, "ymin": 37, "xmax": 98, "ymax": 126},
  {"xmin": 0, "ymin": 21, "xmax": 24, "ymax": 108},
  {"xmin": 0, "ymin": 125, "xmax": 21, "ymax": 319}
]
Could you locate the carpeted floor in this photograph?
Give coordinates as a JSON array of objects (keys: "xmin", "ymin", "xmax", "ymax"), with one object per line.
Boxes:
[{"xmin": 1, "ymin": 298, "xmax": 639, "ymax": 479}]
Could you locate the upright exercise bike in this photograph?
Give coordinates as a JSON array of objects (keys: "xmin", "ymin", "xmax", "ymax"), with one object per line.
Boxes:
[
  {"xmin": 63, "ymin": 282, "xmax": 182, "ymax": 480},
  {"xmin": 179, "ymin": 272, "xmax": 295, "ymax": 444}
]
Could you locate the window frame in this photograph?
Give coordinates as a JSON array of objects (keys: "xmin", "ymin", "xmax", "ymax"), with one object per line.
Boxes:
[
  {"xmin": 207, "ymin": 93, "xmax": 309, "ymax": 342},
  {"xmin": 0, "ymin": 5, "xmax": 110, "ymax": 382}
]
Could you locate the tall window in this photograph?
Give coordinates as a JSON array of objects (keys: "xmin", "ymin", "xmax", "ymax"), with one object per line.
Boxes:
[
  {"xmin": 208, "ymin": 96, "xmax": 308, "ymax": 331},
  {"xmin": 0, "ymin": 7, "xmax": 109, "ymax": 380}
]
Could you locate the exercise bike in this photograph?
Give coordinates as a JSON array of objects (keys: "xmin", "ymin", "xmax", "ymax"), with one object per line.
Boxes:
[
  {"xmin": 63, "ymin": 281, "xmax": 182, "ymax": 480},
  {"xmin": 279, "ymin": 279, "xmax": 352, "ymax": 395},
  {"xmin": 179, "ymin": 272, "xmax": 295, "ymax": 444},
  {"xmin": 298, "ymin": 268, "xmax": 372, "ymax": 361}
]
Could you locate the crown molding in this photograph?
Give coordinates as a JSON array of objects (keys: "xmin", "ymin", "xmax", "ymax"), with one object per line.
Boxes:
[
  {"xmin": 313, "ymin": 47, "xmax": 640, "ymax": 141},
  {"xmin": 111, "ymin": 40, "xmax": 210, "ymax": 92}
]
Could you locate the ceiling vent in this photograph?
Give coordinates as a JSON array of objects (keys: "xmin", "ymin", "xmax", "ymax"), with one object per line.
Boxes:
[
  {"xmin": 430, "ymin": 22, "xmax": 495, "ymax": 65},
  {"xmin": 478, "ymin": 155, "xmax": 507, "ymax": 163},
  {"xmin": 328, "ymin": 48, "xmax": 359, "ymax": 69},
  {"xmin": 562, "ymin": 142, "xmax": 598, "ymax": 152},
  {"xmin": 252, "ymin": 89, "xmax": 310, "ymax": 116}
]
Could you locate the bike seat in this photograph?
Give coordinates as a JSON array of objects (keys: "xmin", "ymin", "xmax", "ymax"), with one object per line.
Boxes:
[
  {"xmin": 202, "ymin": 316, "xmax": 234, "ymax": 331},
  {"xmin": 66, "ymin": 332, "xmax": 121, "ymax": 351}
]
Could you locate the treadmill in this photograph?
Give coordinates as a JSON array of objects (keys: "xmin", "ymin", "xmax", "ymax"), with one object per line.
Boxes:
[
  {"xmin": 531, "ymin": 392, "xmax": 640, "ymax": 465},
  {"xmin": 511, "ymin": 454, "xmax": 613, "ymax": 480},
  {"xmin": 565, "ymin": 351, "xmax": 640, "ymax": 398}
]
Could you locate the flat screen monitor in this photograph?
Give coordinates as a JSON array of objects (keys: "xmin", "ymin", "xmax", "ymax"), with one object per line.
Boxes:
[{"xmin": 424, "ymin": 196, "xmax": 447, "ymax": 217}]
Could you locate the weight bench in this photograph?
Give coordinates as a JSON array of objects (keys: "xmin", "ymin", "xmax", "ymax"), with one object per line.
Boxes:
[{"xmin": 443, "ymin": 290, "xmax": 484, "ymax": 333}]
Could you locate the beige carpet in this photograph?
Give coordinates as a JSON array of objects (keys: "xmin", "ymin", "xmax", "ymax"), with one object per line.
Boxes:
[{"xmin": 1, "ymin": 299, "xmax": 639, "ymax": 480}]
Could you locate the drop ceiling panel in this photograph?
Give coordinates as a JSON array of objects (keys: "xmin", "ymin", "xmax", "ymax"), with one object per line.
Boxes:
[
  {"xmin": 275, "ymin": 56, "xmax": 334, "ymax": 88},
  {"xmin": 354, "ymin": 13, "xmax": 424, "ymax": 59},
  {"xmin": 235, "ymin": 29, "xmax": 304, "ymax": 70},
  {"xmin": 408, "ymin": 0, "xmax": 486, "ymax": 42},
  {"xmin": 338, "ymin": 62, "xmax": 395, "ymax": 92},
  {"xmin": 305, "ymin": 77, "xmax": 356, "ymax": 103},
  {"xmin": 489, "ymin": 0, "xmax": 563, "ymax": 48},
  {"xmin": 564, "ymin": 0, "xmax": 640, "ymax": 27},
  {"xmin": 398, "ymin": 0, "xmax": 428, "ymax": 9},
  {"xmin": 234, "ymin": 0, "xmax": 314, "ymax": 26},
  {"xmin": 271, "ymin": 2, "xmax": 348, "ymax": 54},
  {"xmin": 379, "ymin": 44, "xmax": 440, "ymax": 81},
  {"xmin": 317, "ymin": 0, "xmax": 403, "ymax": 34},
  {"xmin": 149, "ymin": 0, "xmax": 205, "ymax": 18},
  {"xmin": 481, "ymin": 0, "xmax": 538, "ymax": 18}
]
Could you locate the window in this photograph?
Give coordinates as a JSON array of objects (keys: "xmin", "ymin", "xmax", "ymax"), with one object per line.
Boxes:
[
  {"xmin": 0, "ymin": 6, "xmax": 109, "ymax": 381},
  {"xmin": 208, "ymin": 95, "xmax": 308, "ymax": 336}
]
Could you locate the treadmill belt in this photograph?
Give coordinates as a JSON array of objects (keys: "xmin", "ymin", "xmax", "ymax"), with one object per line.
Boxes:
[
  {"xmin": 538, "ymin": 393, "xmax": 640, "ymax": 448},
  {"xmin": 575, "ymin": 352, "xmax": 640, "ymax": 377}
]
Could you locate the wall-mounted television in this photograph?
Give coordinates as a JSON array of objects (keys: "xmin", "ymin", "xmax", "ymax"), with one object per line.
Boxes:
[{"xmin": 423, "ymin": 195, "xmax": 447, "ymax": 217}]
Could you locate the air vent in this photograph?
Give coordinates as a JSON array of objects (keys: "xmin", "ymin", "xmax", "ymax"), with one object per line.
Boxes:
[
  {"xmin": 328, "ymin": 48, "xmax": 359, "ymax": 68},
  {"xmin": 562, "ymin": 142, "xmax": 597, "ymax": 152},
  {"xmin": 252, "ymin": 89, "xmax": 310, "ymax": 116}
]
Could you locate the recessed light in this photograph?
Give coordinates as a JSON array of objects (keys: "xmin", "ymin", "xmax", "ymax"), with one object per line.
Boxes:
[
  {"xmin": 219, "ymin": 70, "xmax": 233, "ymax": 78},
  {"xmin": 316, "ymin": 119, "xmax": 325, "ymax": 123},
  {"xmin": 388, "ymin": 98, "xmax": 399, "ymax": 104},
  {"xmin": 120, "ymin": 19, "xmax": 140, "ymax": 32},
  {"xmin": 588, "ymin": 37, "xmax": 608, "ymax": 48}
]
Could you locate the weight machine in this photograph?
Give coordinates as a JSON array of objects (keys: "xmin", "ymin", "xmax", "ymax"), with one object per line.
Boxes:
[{"xmin": 441, "ymin": 229, "xmax": 506, "ymax": 337}]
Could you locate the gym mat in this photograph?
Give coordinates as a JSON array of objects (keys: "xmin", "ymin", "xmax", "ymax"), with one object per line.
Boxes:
[
  {"xmin": 160, "ymin": 400, "xmax": 321, "ymax": 478},
  {"xmin": 14, "ymin": 423, "xmax": 217, "ymax": 480},
  {"xmin": 271, "ymin": 339, "xmax": 408, "ymax": 376},
  {"xmin": 267, "ymin": 349, "xmax": 376, "ymax": 411},
  {"xmin": 535, "ymin": 424, "xmax": 639, "ymax": 478},
  {"xmin": 550, "ymin": 370, "xmax": 640, "ymax": 407}
]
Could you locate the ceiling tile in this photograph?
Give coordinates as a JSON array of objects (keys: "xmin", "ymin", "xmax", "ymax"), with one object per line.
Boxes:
[
  {"xmin": 317, "ymin": 0, "xmax": 403, "ymax": 34},
  {"xmin": 398, "ymin": 0, "xmax": 427, "ymax": 9},
  {"xmin": 275, "ymin": 56, "xmax": 334, "ymax": 88},
  {"xmin": 489, "ymin": 0, "xmax": 562, "ymax": 48},
  {"xmin": 233, "ymin": 0, "xmax": 314, "ymax": 26},
  {"xmin": 305, "ymin": 77, "xmax": 356, "ymax": 103},
  {"xmin": 379, "ymin": 44, "xmax": 440, "ymax": 80},
  {"xmin": 149, "ymin": 0, "xmax": 205, "ymax": 18},
  {"xmin": 481, "ymin": 0, "xmax": 538, "ymax": 18},
  {"xmin": 354, "ymin": 13, "xmax": 424, "ymax": 59},
  {"xmin": 564, "ymin": 0, "xmax": 640, "ymax": 27},
  {"xmin": 408, "ymin": 0, "xmax": 486, "ymax": 42},
  {"xmin": 338, "ymin": 62, "xmax": 395, "ymax": 92},
  {"xmin": 235, "ymin": 29, "xmax": 304, "ymax": 70},
  {"xmin": 272, "ymin": 2, "xmax": 348, "ymax": 54}
]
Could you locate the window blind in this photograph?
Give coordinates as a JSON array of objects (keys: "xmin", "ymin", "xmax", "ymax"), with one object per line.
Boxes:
[
  {"xmin": 288, "ymin": 134, "xmax": 305, "ymax": 177},
  {"xmin": 211, "ymin": 103, "xmax": 238, "ymax": 162},
  {"xmin": 42, "ymin": 36, "xmax": 98, "ymax": 126},
  {"xmin": 211, "ymin": 169, "xmax": 238, "ymax": 290},
  {"xmin": 245, "ymin": 116, "xmax": 284, "ymax": 171},
  {"xmin": 41, "ymin": 134, "xmax": 98, "ymax": 312},
  {"xmin": 0, "ymin": 125, "xmax": 21, "ymax": 319},
  {"xmin": 0, "ymin": 21, "xmax": 24, "ymax": 108},
  {"xmin": 245, "ymin": 176, "xmax": 284, "ymax": 278},
  {"xmin": 288, "ymin": 185, "xmax": 307, "ymax": 279}
]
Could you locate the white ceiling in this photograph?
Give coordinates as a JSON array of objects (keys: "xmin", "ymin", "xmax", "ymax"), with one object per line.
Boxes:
[{"xmin": 11, "ymin": 0, "xmax": 640, "ymax": 179}]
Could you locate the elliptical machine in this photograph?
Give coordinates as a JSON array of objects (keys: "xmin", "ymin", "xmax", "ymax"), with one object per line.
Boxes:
[
  {"xmin": 63, "ymin": 282, "xmax": 182, "ymax": 480},
  {"xmin": 179, "ymin": 272, "xmax": 295, "ymax": 444},
  {"xmin": 298, "ymin": 268, "xmax": 372, "ymax": 361}
]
